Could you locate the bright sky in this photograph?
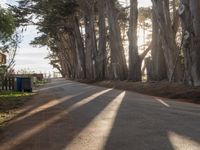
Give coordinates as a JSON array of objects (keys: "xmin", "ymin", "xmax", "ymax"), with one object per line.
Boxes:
[
  {"xmin": 15, "ymin": 25, "xmax": 54, "ymax": 74},
  {"xmin": 139, "ymin": 0, "xmax": 151, "ymax": 7},
  {"xmin": 0, "ymin": 0, "xmax": 151, "ymax": 74},
  {"xmin": 1, "ymin": 0, "xmax": 54, "ymax": 74},
  {"xmin": 121, "ymin": 0, "xmax": 152, "ymax": 7}
]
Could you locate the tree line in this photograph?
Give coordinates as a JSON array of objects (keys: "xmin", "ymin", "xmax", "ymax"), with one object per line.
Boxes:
[
  {"xmin": 0, "ymin": 5, "xmax": 20, "ymax": 75},
  {"xmin": 12, "ymin": 0, "xmax": 200, "ymax": 86}
]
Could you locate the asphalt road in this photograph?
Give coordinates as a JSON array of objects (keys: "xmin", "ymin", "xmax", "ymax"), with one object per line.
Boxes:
[{"xmin": 0, "ymin": 78, "xmax": 200, "ymax": 150}]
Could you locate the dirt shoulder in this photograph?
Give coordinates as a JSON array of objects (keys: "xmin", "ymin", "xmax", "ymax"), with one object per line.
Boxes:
[{"xmin": 78, "ymin": 80, "xmax": 200, "ymax": 104}]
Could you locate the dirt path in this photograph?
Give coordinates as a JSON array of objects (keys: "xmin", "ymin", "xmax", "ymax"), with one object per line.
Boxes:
[{"xmin": 0, "ymin": 78, "xmax": 200, "ymax": 150}]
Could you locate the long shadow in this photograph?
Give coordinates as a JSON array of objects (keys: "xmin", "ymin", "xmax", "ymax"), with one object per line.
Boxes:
[
  {"xmin": 0, "ymin": 83, "xmax": 107, "ymax": 148},
  {"xmin": 104, "ymin": 91, "xmax": 200, "ymax": 150},
  {"xmin": 11, "ymin": 89, "xmax": 122, "ymax": 150},
  {"xmin": 2, "ymin": 86, "xmax": 200, "ymax": 150},
  {"xmin": 5, "ymin": 80, "xmax": 72, "ymax": 121},
  {"xmin": 5, "ymin": 82, "xmax": 94, "ymax": 126}
]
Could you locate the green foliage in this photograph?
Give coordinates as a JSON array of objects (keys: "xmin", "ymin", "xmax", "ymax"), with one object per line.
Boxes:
[
  {"xmin": 13, "ymin": 0, "xmax": 79, "ymax": 50},
  {"xmin": 0, "ymin": 6, "xmax": 19, "ymax": 76},
  {"xmin": 0, "ymin": 6, "xmax": 16, "ymax": 43},
  {"xmin": 30, "ymin": 34, "xmax": 49, "ymax": 47}
]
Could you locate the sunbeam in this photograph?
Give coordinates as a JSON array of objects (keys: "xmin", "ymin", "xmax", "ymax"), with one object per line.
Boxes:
[
  {"xmin": 168, "ymin": 131, "xmax": 200, "ymax": 150},
  {"xmin": 0, "ymin": 89, "xmax": 112, "ymax": 150},
  {"xmin": 64, "ymin": 91, "xmax": 126, "ymax": 150}
]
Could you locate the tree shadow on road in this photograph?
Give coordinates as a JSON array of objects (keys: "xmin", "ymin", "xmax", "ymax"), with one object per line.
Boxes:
[
  {"xmin": 1, "ymin": 83, "xmax": 200, "ymax": 150},
  {"xmin": 0, "ymin": 81, "xmax": 123, "ymax": 150},
  {"xmin": 103, "ymin": 91, "xmax": 200, "ymax": 150}
]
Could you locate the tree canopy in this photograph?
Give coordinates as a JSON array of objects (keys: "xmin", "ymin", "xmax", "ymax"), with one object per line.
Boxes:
[
  {"xmin": 0, "ymin": 6, "xmax": 16, "ymax": 45},
  {"xmin": 9, "ymin": 0, "xmax": 200, "ymax": 86}
]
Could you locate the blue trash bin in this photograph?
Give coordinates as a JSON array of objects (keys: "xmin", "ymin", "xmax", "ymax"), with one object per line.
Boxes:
[
  {"xmin": 16, "ymin": 77, "xmax": 23, "ymax": 92},
  {"xmin": 22, "ymin": 77, "xmax": 32, "ymax": 92},
  {"xmin": 15, "ymin": 77, "xmax": 32, "ymax": 92}
]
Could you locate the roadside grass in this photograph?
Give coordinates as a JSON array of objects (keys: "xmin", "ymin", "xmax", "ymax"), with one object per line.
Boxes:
[
  {"xmin": 34, "ymin": 79, "xmax": 48, "ymax": 87},
  {"xmin": 78, "ymin": 80, "xmax": 200, "ymax": 104},
  {"xmin": 0, "ymin": 91, "xmax": 35, "ymax": 127}
]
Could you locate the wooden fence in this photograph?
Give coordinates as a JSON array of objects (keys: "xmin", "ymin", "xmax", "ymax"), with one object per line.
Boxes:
[{"xmin": 0, "ymin": 76, "xmax": 15, "ymax": 91}]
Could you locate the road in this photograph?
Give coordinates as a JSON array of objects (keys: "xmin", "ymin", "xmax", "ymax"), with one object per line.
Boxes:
[{"xmin": 0, "ymin": 78, "xmax": 200, "ymax": 150}]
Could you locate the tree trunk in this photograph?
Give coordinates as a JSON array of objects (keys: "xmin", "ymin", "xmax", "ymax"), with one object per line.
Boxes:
[
  {"xmin": 106, "ymin": 0, "xmax": 128, "ymax": 80},
  {"xmin": 150, "ymin": 9, "xmax": 167, "ymax": 81},
  {"xmin": 179, "ymin": 0, "xmax": 200, "ymax": 86},
  {"xmin": 60, "ymin": 33, "xmax": 78, "ymax": 79},
  {"xmin": 152, "ymin": 0, "xmax": 183, "ymax": 82},
  {"xmin": 73, "ymin": 16, "xmax": 86, "ymax": 79},
  {"xmin": 84, "ymin": 4, "xmax": 97, "ymax": 80},
  {"xmin": 54, "ymin": 36, "xmax": 69, "ymax": 78},
  {"xmin": 56, "ymin": 51, "xmax": 67, "ymax": 77},
  {"xmin": 128, "ymin": 0, "xmax": 141, "ymax": 81},
  {"xmin": 96, "ymin": 0, "xmax": 107, "ymax": 80}
]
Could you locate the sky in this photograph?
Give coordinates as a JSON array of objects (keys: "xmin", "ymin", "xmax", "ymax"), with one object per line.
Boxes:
[
  {"xmin": 139, "ymin": 0, "xmax": 152, "ymax": 7},
  {"xmin": 1, "ymin": 0, "xmax": 54, "ymax": 74},
  {"xmin": 121, "ymin": 0, "xmax": 152, "ymax": 7},
  {"xmin": 13, "ymin": 25, "xmax": 54, "ymax": 74},
  {"xmin": 0, "ymin": 0, "xmax": 151, "ymax": 74}
]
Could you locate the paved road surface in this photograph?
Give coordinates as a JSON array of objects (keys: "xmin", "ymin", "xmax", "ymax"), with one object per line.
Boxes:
[{"xmin": 0, "ymin": 78, "xmax": 200, "ymax": 150}]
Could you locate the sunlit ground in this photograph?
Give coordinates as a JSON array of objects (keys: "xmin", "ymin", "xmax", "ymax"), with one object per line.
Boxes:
[
  {"xmin": 0, "ymin": 89, "xmax": 113, "ymax": 150},
  {"xmin": 168, "ymin": 131, "xmax": 200, "ymax": 150},
  {"xmin": 65, "ymin": 92, "xmax": 125, "ymax": 150}
]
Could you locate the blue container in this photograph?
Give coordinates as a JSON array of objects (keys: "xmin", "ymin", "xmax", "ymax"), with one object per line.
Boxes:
[
  {"xmin": 22, "ymin": 77, "xmax": 32, "ymax": 92},
  {"xmin": 16, "ymin": 77, "xmax": 23, "ymax": 91},
  {"xmin": 15, "ymin": 77, "xmax": 32, "ymax": 92}
]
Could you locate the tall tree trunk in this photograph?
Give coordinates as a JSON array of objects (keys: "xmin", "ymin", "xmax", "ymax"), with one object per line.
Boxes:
[
  {"xmin": 57, "ymin": 51, "xmax": 67, "ymax": 77},
  {"xmin": 152, "ymin": 0, "xmax": 183, "ymax": 82},
  {"xmin": 56, "ymin": 31, "xmax": 78, "ymax": 79},
  {"xmin": 55, "ymin": 36, "xmax": 69, "ymax": 78},
  {"xmin": 73, "ymin": 16, "xmax": 86, "ymax": 79},
  {"xmin": 179, "ymin": 0, "xmax": 200, "ymax": 86},
  {"xmin": 60, "ymin": 33, "xmax": 78, "ymax": 79},
  {"xmin": 96, "ymin": 0, "xmax": 107, "ymax": 80},
  {"xmin": 84, "ymin": 3, "xmax": 97, "ymax": 80},
  {"xmin": 128, "ymin": 0, "xmax": 141, "ymax": 81},
  {"xmin": 150, "ymin": 9, "xmax": 167, "ymax": 81},
  {"xmin": 106, "ymin": 0, "xmax": 128, "ymax": 80}
]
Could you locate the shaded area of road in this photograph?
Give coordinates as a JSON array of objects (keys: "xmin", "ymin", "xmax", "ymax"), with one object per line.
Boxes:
[{"xmin": 0, "ymin": 78, "xmax": 200, "ymax": 150}]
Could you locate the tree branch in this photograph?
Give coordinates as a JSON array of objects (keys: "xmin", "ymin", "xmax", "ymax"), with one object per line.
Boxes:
[{"xmin": 139, "ymin": 41, "xmax": 152, "ymax": 61}]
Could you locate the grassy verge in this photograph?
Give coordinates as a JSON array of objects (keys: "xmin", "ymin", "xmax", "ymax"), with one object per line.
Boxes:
[
  {"xmin": 33, "ymin": 79, "xmax": 49, "ymax": 87},
  {"xmin": 0, "ymin": 91, "xmax": 35, "ymax": 127},
  {"xmin": 78, "ymin": 80, "xmax": 200, "ymax": 104}
]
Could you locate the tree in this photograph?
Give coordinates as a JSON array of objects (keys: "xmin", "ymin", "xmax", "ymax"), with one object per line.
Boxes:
[
  {"xmin": 106, "ymin": 0, "xmax": 128, "ymax": 80},
  {"xmin": 149, "ymin": 8, "xmax": 167, "ymax": 81},
  {"xmin": 0, "ymin": 6, "xmax": 15, "ymax": 43},
  {"xmin": 95, "ymin": 0, "xmax": 107, "ymax": 80},
  {"xmin": 151, "ymin": 0, "xmax": 183, "ymax": 82},
  {"xmin": 12, "ymin": 0, "xmax": 200, "ymax": 87},
  {"xmin": 0, "ymin": 6, "xmax": 19, "ymax": 75},
  {"xmin": 128, "ymin": 0, "xmax": 141, "ymax": 81},
  {"xmin": 179, "ymin": 0, "xmax": 200, "ymax": 86}
]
